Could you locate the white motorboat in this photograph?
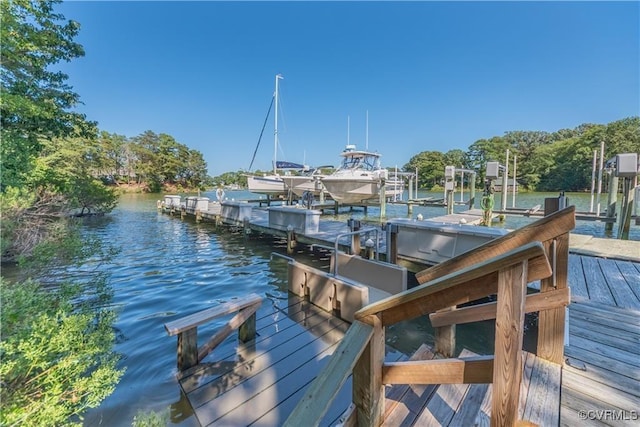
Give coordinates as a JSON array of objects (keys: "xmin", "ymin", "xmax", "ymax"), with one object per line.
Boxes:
[{"xmin": 321, "ymin": 145, "xmax": 404, "ymax": 204}]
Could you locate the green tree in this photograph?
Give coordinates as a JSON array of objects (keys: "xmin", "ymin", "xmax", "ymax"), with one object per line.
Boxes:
[
  {"xmin": 0, "ymin": 0, "xmax": 92, "ymax": 189},
  {"xmin": 403, "ymin": 151, "xmax": 445, "ymax": 188}
]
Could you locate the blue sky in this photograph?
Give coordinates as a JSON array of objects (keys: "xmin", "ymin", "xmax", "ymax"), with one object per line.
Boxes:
[{"xmin": 58, "ymin": 1, "xmax": 639, "ymax": 176}]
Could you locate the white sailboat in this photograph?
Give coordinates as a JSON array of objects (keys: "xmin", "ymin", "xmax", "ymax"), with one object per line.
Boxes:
[{"xmin": 247, "ymin": 74, "xmax": 287, "ymax": 196}]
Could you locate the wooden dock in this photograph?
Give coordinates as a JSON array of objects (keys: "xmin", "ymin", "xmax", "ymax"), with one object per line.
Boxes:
[
  {"xmin": 169, "ymin": 258, "xmax": 640, "ymax": 426},
  {"xmin": 163, "ymin": 206, "xmax": 640, "ymax": 426}
]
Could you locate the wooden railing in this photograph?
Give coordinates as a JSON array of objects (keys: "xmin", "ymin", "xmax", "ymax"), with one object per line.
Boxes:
[
  {"xmin": 417, "ymin": 205, "xmax": 574, "ymax": 362},
  {"xmin": 285, "ymin": 206, "xmax": 575, "ymax": 427},
  {"xmin": 164, "ymin": 293, "xmax": 262, "ymax": 371}
]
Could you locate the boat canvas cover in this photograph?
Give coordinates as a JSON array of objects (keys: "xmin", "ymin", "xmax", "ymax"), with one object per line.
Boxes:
[{"xmin": 276, "ymin": 161, "xmax": 305, "ymax": 170}]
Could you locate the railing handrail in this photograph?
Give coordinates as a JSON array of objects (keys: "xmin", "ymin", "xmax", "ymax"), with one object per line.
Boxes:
[{"xmin": 355, "ymin": 241, "xmax": 551, "ymax": 326}]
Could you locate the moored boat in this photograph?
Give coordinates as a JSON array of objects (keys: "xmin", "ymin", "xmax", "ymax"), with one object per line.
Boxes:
[{"xmin": 321, "ymin": 145, "xmax": 403, "ymax": 204}]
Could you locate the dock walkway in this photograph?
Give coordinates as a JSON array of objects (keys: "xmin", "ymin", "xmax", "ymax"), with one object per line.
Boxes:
[{"xmin": 174, "ymin": 254, "xmax": 640, "ymax": 426}]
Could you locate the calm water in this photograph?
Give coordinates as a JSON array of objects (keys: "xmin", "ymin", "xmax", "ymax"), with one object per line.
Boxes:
[{"xmin": 74, "ymin": 190, "xmax": 637, "ymax": 425}]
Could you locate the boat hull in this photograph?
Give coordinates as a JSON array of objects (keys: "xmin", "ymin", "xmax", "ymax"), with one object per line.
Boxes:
[
  {"xmin": 282, "ymin": 176, "xmax": 325, "ymax": 197},
  {"xmin": 322, "ymin": 177, "xmax": 404, "ymax": 204},
  {"xmin": 321, "ymin": 177, "xmax": 380, "ymax": 204},
  {"xmin": 247, "ymin": 175, "xmax": 286, "ymax": 196}
]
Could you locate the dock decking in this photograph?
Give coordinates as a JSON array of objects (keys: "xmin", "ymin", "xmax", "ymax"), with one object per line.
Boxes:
[{"xmin": 173, "ymin": 254, "xmax": 640, "ymax": 426}]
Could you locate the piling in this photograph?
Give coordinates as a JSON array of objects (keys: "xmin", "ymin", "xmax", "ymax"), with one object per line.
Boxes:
[{"xmin": 605, "ymin": 172, "xmax": 618, "ymax": 233}]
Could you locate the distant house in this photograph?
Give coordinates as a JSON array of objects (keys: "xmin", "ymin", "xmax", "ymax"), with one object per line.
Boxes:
[{"xmin": 494, "ymin": 178, "xmax": 520, "ymax": 192}]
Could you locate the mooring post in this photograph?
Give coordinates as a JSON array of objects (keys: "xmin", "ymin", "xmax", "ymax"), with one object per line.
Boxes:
[
  {"xmin": 180, "ymin": 206, "xmax": 186, "ymax": 220},
  {"xmin": 348, "ymin": 219, "xmax": 361, "ymax": 256},
  {"xmin": 605, "ymin": 171, "xmax": 618, "ymax": 233},
  {"xmin": 618, "ymin": 177, "xmax": 635, "ymax": 240},
  {"xmin": 286, "ymin": 225, "xmax": 295, "ymax": 255},
  {"xmin": 238, "ymin": 310, "xmax": 257, "ymax": 343},
  {"xmin": 379, "ymin": 179, "xmax": 387, "ymax": 219},
  {"xmin": 386, "ymin": 223, "xmax": 398, "ymax": 264},
  {"xmin": 469, "ymin": 173, "xmax": 476, "ymax": 209}
]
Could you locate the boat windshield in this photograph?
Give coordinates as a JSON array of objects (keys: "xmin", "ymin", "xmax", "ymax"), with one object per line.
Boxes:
[{"xmin": 341, "ymin": 154, "xmax": 380, "ymax": 171}]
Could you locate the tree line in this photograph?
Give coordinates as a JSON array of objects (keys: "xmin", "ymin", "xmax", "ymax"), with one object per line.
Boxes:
[
  {"xmin": 403, "ymin": 117, "xmax": 639, "ymax": 191},
  {"xmin": 92, "ymin": 130, "xmax": 210, "ymax": 192}
]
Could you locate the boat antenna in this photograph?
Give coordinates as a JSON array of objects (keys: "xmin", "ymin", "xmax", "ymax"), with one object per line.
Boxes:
[
  {"xmin": 274, "ymin": 74, "xmax": 284, "ymax": 175},
  {"xmin": 347, "ymin": 115, "xmax": 350, "ymax": 145},
  {"xmin": 366, "ymin": 110, "xmax": 369, "ymax": 150},
  {"xmin": 249, "ymin": 95, "xmax": 274, "ymax": 171}
]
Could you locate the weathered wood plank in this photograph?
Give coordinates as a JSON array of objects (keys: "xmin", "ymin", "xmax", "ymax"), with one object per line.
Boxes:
[
  {"xmin": 522, "ymin": 356, "xmax": 561, "ymax": 426},
  {"xmin": 567, "ymin": 335, "xmax": 640, "ymax": 368},
  {"xmin": 180, "ymin": 303, "xmax": 343, "ymax": 393},
  {"xmin": 352, "ymin": 315, "xmax": 385, "ymax": 427},
  {"xmin": 616, "ymin": 260, "xmax": 640, "ymax": 301},
  {"xmin": 537, "ymin": 232, "xmax": 569, "ymax": 363},
  {"xmin": 415, "ymin": 206, "xmax": 575, "ymax": 284},
  {"xmin": 214, "ymin": 338, "xmax": 343, "ymax": 427},
  {"xmin": 564, "ymin": 345, "xmax": 640, "ymax": 381},
  {"xmin": 567, "ymin": 254, "xmax": 589, "ymax": 300},
  {"xmin": 569, "ymin": 316, "xmax": 640, "ymax": 345},
  {"xmin": 569, "ymin": 302, "xmax": 640, "ymax": 329},
  {"xmin": 492, "ymin": 262, "xmax": 528, "ymax": 427},
  {"xmin": 414, "ymin": 382, "xmax": 470, "ymax": 426},
  {"xmin": 598, "ymin": 258, "xmax": 640, "ymax": 309},
  {"xmin": 561, "ymin": 387, "xmax": 631, "ymax": 427},
  {"xmin": 382, "ymin": 345, "xmax": 438, "ymax": 427},
  {"xmin": 382, "ymin": 356, "xmax": 494, "ymax": 385},
  {"xmin": 356, "ymin": 242, "xmax": 550, "ymax": 326},
  {"xmin": 448, "ymin": 383, "xmax": 490, "ymax": 426},
  {"xmin": 562, "ymin": 368, "xmax": 640, "ymax": 412},
  {"xmin": 283, "ymin": 320, "xmax": 374, "ymax": 427},
  {"xmin": 165, "ymin": 293, "xmax": 263, "ymax": 335},
  {"xmin": 564, "ymin": 360, "xmax": 640, "ymax": 399},
  {"xmin": 188, "ymin": 315, "xmax": 348, "ymax": 411},
  {"xmin": 429, "ymin": 287, "xmax": 570, "ymax": 328},
  {"xmin": 197, "ymin": 302, "xmax": 260, "ymax": 362},
  {"xmin": 580, "ymin": 256, "xmax": 616, "ymax": 305},
  {"xmin": 569, "ymin": 319, "xmax": 639, "ymax": 354}
]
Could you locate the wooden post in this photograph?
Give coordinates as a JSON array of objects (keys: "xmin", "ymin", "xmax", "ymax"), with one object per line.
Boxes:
[
  {"xmin": 379, "ymin": 179, "xmax": 387, "ymax": 219},
  {"xmin": 434, "ymin": 307, "xmax": 456, "ymax": 357},
  {"xmin": 177, "ymin": 328, "xmax": 198, "ymax": 371},
  {"xmin": 491, "ymin": 262, "xmax": 527, "ymax": 427},
  {"xmin": 469, "ymin": 173, "xmax": 476, "ymax": 209},
  {"xmin": 287, "ymin": 228, "xmax": 295, "ymax": 255},
  {"xmin": 238, "ymin": 311, "xmax": 257, "ymax": 343},
  {"xmin": 353, "ymin": 315, "xmax": 384, "ymax": 427},
  {"xmin": 408, "ymin": 175, "xmax": 414, "ymax": 200},
  {"xmin": 195, "ymin": 209, "xmax": 202, "ymax": 222},
  {"xmin": 386, "ymin": 223, "xmax": 398, "ymax": 264},
  {"xmin": 538, "ymin": 196, "xmax": 569, "ymax": 363},
  {"xmin": 180, "ymin": 206, "xmax": 186, "ymax": 219},
  {"xmin": 537, "ymin": 233, "xmax": 569, "ymax": 363},
  {"xmin": 446, "ymin": 189, "xmax": 454, "ymax": 215},
  {"xmin": 407, "ymin": 202, "xmax": 413, "ymax": 216},
  {"xmin": 618, "ymin": 177, "xmax": 635, "ymax": 240},
  {"xmin": 605, "ymin": 172, "xmax": 618, "ymax": 233},
  {"xmin": 349, "ymin": 220, "xmax": 361, "ymax": 256}
]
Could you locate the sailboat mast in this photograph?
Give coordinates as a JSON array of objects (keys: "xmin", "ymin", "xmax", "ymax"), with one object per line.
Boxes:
[
  {"xmin": 366, "ymin": 110, "xmax": 369, "ymax": 150},
  {"xmin": 274, "ymin": 74, "xmax": 283, "ymax": 175}
]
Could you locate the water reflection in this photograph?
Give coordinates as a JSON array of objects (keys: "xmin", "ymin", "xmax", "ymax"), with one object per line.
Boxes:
[{"xmin": 76, "ymin": 191, "xmax": 636, "ymax": 426}]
